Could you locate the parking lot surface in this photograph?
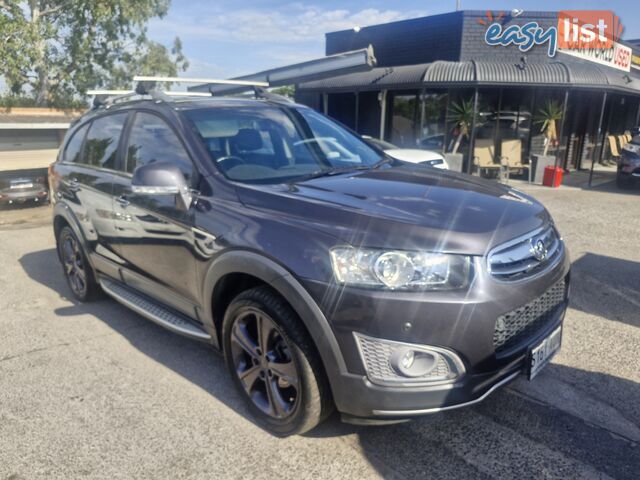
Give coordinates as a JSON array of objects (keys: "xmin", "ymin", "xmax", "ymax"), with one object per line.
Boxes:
[{"xmin": 1, "ymin": 182, "xmax": 639, "ymax": 480}]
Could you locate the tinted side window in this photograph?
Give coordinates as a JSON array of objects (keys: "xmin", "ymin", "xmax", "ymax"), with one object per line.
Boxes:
[
  {"xmin": 126, "ymin": 112, "xmax": 192, "ymax": 179},
  {"xmin": 84, "ymin": 113, "xmax": 127, "ymax": 169},
  {"xmin": 64, "ymin": 124, "xmax": 89, "ymax": 163}
]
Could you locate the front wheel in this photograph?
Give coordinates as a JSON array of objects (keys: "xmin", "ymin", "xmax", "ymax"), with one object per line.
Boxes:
[{"xmin": 222, "ymin": 287, "xmax": 333, "ymax": 436}]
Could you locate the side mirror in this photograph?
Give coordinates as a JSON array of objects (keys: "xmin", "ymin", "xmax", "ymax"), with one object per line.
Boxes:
[{"xmin": 131, "ymin": 162, "xmax": 192, "ymax": 210}]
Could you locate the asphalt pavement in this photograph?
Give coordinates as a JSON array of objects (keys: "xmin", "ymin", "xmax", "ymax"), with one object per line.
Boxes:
[{"xmin": 1, "ymin": 181, "xmax": 638, "ymax": 479}]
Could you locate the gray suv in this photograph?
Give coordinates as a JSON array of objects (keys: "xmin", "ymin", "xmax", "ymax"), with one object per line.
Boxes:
[{"xmin": 49, "ymin": 95, "xmax": 570, "ymax": 435}]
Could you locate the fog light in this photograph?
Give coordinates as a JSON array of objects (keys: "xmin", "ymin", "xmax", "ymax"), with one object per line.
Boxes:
[
  {"xmin": 354, "ymin": 332, "xmax": 465, "ymax": 386},
  {"xmin": 391, "ymin": 348, "xmax": 437, "ymax": 378}
]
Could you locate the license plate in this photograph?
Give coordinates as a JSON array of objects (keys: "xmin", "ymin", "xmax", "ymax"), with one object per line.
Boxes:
[{"xmin": 527, "ymin": 326, "xmax": 562, "ymax": 380}]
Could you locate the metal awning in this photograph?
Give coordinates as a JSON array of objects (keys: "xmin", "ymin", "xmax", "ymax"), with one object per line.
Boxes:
[
  {"xmin": 189, "ymin": 46, "xmax": 377, "ymax": 95},
  {"xmin": 299, "ymin": 60, "xmax": 640, "ymax": 95}
]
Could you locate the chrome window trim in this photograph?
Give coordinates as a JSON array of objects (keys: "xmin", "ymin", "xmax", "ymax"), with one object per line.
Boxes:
[{"xmin": 487, "ymin": 225, "xmax": 564, "ymax": 283}]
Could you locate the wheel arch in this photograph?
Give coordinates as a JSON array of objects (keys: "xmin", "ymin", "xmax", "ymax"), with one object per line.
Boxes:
[
  {"xmin": 203, "ymin": 251, "xmax": 348, "ymax": 393},
  {"xmin": 52, "ymin": 203, "xmax": 92, "ymax": 264}
]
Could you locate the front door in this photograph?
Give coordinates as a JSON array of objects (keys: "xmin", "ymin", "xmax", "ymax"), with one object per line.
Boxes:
[{"xmin": 111, "ymin": 111, "xmax": 201, "ymax": 316}]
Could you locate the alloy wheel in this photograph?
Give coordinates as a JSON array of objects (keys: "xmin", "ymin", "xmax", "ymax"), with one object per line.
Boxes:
[
  {"xmin": 229, "ymin": 308, "xmax": 300, "ymax": 419},
  {"xmin": 61, "ymin": 233, "xmax": 87, "ymax": 297}
]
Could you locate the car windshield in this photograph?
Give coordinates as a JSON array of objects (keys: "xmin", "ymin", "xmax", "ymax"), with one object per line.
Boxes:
[{"xmin": 183, "ymin": 105, "xmax": 383, "ymax": 184}]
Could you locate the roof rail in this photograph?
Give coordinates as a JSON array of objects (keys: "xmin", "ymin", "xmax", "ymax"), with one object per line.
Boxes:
[
  {"xmin": 87, "ymin": 75, "xmax": 274, "ymax": 109},
  {"xmin": 87, "ymin": 86, "xmax": 214, "ymax": 109}
]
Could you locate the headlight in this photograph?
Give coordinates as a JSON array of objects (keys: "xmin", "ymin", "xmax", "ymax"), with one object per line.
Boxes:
[{"xmin": 330, "ymin": 247, "xmax": 472, "ymax": 290}]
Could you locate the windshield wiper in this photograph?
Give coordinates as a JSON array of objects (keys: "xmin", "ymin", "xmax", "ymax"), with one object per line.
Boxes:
[
  {"xmin": 372, "ymin": 157, "xmax": 394, "ymax": 169},
  {"xmin": 295, "ymin": 165, "xmax": 370, "ymax": 182}
]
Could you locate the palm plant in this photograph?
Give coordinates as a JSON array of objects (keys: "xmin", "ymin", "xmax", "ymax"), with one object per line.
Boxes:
[
  {"xmin": 534, "ymin": 100, "xmax": 564, "ymax": 156},
  {"xmin": 447, "ymin": 98, "xmax": 476, "ymax": 154}
]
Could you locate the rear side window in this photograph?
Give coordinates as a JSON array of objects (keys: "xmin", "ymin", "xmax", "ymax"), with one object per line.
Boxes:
[
  {"xmin": 125, "ymin": 112, "xmax": 192, "ymax": 178},
  {"xmin": 64, "ymin": 124, "xmax": 89, "ymax": 163},
  {"xmin": 84, "ymin": 113, "xmax": 128, "ymax": 169}
]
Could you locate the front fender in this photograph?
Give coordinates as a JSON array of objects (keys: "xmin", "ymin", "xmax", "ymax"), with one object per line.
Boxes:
[{"xmin": 201, "ymin": 250, "xmax": 348, "ymax": 396}]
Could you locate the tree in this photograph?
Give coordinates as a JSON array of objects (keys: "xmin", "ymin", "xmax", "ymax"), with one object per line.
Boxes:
[
  {"xmin": 534, "ymin": 100, "xmax": 564, "ymax": 157},
  {"xmin": 447, "ymin": 98, "xmax": 476, "ymax": 154},
  {"xmin": 0, "ymin": 1, "xmax": 188, "ymax": 107},
  {"xmin": 269, "ymin": 85, "xmax": 295, "ymax": 98}
]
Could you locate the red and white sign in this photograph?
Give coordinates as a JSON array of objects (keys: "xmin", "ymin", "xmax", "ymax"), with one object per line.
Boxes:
[{"xmin": 558, "ymin": 40, "xmax": 632, "ymax": 72}]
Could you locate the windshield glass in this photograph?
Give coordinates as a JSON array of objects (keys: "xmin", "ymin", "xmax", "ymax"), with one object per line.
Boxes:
[{"xmin": 184, "ymin": 105, "xmax": 383, "ymax": 184}]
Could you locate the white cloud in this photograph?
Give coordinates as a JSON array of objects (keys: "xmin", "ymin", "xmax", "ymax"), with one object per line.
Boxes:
[
  {"xmin": 159, "ymin": 4, "xmax": 427, "ymax": 44},
  {"xmin": 147, "ymin": 3, "xmax": 428, "ymax": 78}
]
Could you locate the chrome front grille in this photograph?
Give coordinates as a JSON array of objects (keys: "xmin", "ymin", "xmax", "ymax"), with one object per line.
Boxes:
[
  {"xmin": 488, "ymin": 226, "xmax": 562, "ymax": 281},
  {"xmin": 493, "ymin": 279, "xmax": 567, "ymax": 354}
]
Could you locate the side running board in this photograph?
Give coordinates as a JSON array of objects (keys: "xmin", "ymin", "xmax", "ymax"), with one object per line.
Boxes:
[{"xmin": 99, "ymin": 277, "xmax": 211, "ymax": 341}]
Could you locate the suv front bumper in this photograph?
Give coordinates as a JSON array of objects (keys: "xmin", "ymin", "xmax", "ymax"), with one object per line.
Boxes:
[{"xmin": 300, "ymin": 250, "xmax": 570, "ymax": 420}]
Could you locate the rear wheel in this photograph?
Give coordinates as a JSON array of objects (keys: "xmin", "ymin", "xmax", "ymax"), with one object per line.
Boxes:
[
  {"xmin": 57, "ymin": 226, "xmax": 101, "ymax": 301},
  {"xmin": 222, "ymin": 286, "xmax": 333, "ymax": 436}
]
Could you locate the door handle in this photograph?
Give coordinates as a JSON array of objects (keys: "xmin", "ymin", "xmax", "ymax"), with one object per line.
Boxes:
[{"xmin": 116, "ymin": 195, "xmax": 130, "ymax": 207}]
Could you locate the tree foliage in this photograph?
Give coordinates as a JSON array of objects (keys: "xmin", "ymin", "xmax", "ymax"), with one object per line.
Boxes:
[{"xmin": 0, "ymin": 0, "xmax": 188, "ymax": 107}]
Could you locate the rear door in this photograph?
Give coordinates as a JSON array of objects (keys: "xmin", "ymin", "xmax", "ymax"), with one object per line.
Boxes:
[
  {"xmin": 56, "ymin": 113, "xmax": 129, "ymax": 259},
  {"xmin": 110, "ymin": 110, "xmax": 200, "ymax": 315}
]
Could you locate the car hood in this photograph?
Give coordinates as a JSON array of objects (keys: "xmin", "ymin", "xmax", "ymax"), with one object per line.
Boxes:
[
  {"xmin": 384, "ymin": 149, "xmax": 444, "ymax": 162},
  {"xmin": 236, "ymin": 166, "xmax": 551, "ymax": 255}
]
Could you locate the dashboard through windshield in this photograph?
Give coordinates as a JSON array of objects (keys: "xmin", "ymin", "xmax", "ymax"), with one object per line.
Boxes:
[{"xmin": 183, "ymin": 105, "xmax": 383, "ymax": 184}]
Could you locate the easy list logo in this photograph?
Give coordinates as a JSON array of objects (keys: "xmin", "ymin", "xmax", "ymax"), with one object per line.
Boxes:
[{"xmin": 485, "ymin": 21, "xmax": 557, "ymax": 57}]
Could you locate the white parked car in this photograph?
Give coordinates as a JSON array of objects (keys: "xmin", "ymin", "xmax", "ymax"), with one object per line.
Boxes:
[{"xmin": 362, "ymin": 136, "xmax": 449, "ymax": 169}]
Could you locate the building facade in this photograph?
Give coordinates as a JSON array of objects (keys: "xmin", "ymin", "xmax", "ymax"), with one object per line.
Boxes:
[
  {"xmin": 297, "ymin": 10, "xmax": 640, "ymax": 183},
  {"xmin": 0, "ymin": 108, "xmax": 81, "ymax": 173}
]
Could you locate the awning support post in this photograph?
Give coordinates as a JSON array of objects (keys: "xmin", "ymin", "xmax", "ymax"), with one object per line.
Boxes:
[
  {"xmin": 554, "ymin": 89, "xmax": 570, "ymax": 171},
  {"xmin": 589, "ymin": 91, "xmax": 608, "ymax": 187},
  {"xmin": 379, "ymin": 90, "xmax": 388, "ymax": 140},
  {"xmin": 354, "ymin": 92, "xmax": 360, "ymax": 131},
  {"xmin": 467, "ymin": 88, "xmax": 479, "ymax": 175}
]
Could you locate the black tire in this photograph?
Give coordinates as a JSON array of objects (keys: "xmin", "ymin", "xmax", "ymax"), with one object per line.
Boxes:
[
  {"xmin": 222, "ymin": 286, "xmax": 333, "ymax": 436},
  {"xmin": 57, "ymin": 226, "xmax": 101, "ymax": 301}
]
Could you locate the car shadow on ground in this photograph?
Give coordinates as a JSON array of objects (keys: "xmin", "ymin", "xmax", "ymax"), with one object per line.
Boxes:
[
  {"xmin": 569, "ymin": 253, "xmax": 640, "ymax": 329},
  {"xmin": 19, "ymin": 248, "xmax": 640, "ymax": 479}
]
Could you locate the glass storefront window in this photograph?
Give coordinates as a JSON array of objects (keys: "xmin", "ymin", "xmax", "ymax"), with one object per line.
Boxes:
[
  {"xmin": 357, "ymin": 91, "xmax": 382, "ymax": 137},
  {"xmin": 530, "ymin": 90, "xmax": 566, "ymax": 159},
  {"xmin": 498, "ymin": 89, "xmax": 533, "ymax": 163},
  {"xmin": 389, "ymin": 92, "xmax": 419, "ymax": 148},
  {"xmin": 445, "ymin": 89, "xmax": 475, "ymax": 156},
  {"xmin": 418, "ymin": 91, "xmax": 448, "ymax": 152}
]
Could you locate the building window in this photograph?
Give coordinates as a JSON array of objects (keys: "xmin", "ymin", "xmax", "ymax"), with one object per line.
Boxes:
[
  {"xmin": 389, "ymin": 91, "xmax": 419, "ymax": 147},
  {"xmin": 418, "ymin": 91, "xmax": 448, "ymax": 153}
]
